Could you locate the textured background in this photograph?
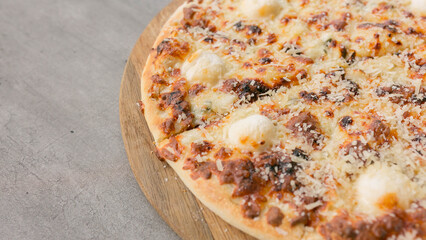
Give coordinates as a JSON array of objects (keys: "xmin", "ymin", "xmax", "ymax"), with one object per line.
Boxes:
[{"xmin": 0, "ymin": 0, "xmax": 180, "ymax": 239}]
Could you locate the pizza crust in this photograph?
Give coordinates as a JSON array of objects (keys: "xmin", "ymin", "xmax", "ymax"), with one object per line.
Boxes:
[
  {"xmin": 141, "ymin": 3, "xmax": 187, "ymax": 143},
  {"xmin": 166, "ymin": 155, "xmax": 306, "ymax": 240},
  {"xmin": 140, "ymin": 0, "xmax": 426, "ymax": 239}
]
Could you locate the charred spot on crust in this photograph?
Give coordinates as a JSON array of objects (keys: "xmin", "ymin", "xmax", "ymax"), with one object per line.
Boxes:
[
  {"xmin": 292, "ymin": 148, "xmax": 309, "ymax": 160},
  {"xmin": 266, "ymin": 33, "xmax": 277, "ymax": 44},
  {"xmin": 299, "ymin": 91, "xmax": 319, "ymax": 103},
  {"xmin": 233, "ymin": 21, "xmax": 245, "ymax": 31},
  {"xmin": 259, "ymin": 57, "xmax": 272, "ymax": 65},
  {"xmin": 339, "ymin": 116, "xmax": 353, "ymax": 128},
  {"xmin": 203, "ymin": 36, "xmax": 215, "ymax": 43},
  {"xmin": 246, "ymin": 25, "xmax": 262, "ymax": 35}
]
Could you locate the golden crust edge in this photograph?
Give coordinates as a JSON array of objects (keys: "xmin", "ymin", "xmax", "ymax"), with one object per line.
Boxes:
[
  {"xmin": 141, "ymin": 3, "xmax": 188, "ymax": 144},
  {"xmin": 167, "ymin": 158, "xmax": 311, "ymax": 240}
]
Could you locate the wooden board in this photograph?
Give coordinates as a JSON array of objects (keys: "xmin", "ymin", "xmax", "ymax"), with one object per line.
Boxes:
[{"xmin": 119, "ymin": 1, "xmax": 256, "ymax": 239}]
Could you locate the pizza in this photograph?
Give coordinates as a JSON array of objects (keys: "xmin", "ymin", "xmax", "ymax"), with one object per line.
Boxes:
[{"xmin": 139, "ymin": 0, "xmax": 426, "ymax": 239}]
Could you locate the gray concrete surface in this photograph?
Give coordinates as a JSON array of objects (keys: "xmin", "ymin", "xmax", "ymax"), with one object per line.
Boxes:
[{"xmin": 0, "ymin": 0, "xmax": 180, "ymax": 239}]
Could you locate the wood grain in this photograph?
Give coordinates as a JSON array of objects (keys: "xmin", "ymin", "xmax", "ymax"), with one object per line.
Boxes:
[{"xmin": 119, "ymin": 0, "xmax": 256, "ymax": 239}]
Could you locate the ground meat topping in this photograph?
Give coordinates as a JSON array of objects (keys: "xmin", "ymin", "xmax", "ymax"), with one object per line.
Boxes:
[
  {"xmin": 357, "ymin": 20, "xmax": 400, "ymax": 33},
  {"xmin": 222, "ymin": 79, "xmax": 271, "ymax": 103},
  {"xmin": 342, "ymin": 140, "xmax": 374, "ymax": 163},
  {"xmin": 191, "ymin": 141, "xmax": 213, "ymax": 156},
  {"xmin": 183, "ymin": 157, "xmax": 216, "ymax": 180},
  {"xmin": 376, "ymin": 85, "xmax": 426, "ymax": 105},
  {"xmin": 286, "ymin": 112, "xmax": 324, "ymax": 149},
  {"xmin": 157, "ymin": 137, "xmax": 182, "ymax": 162},
  {"xmin": 319, "ymin": 208, "xmax": 426, "ymax": 240},
  {"xmin": 181, "ymin": 5, "xmax": 215, "ymax": 31},
  {"xmin": 214, "ymin": 147, "xmax": 233, "ymax": 159},
  {"xmin": 266, "ymin": 207, "xmax": 284, "ymax": 227},
  {"xmin": 188, "ymin": 84, "xmax": 205, "ymax": 96},
  {"xmin": 299, "ymin": 91, "xmax": 319, "ymax": 103},
  {"xmin": 368, "ymin": 119, "xmax": 391, "ymax": 145},
  {"xmin": 156, "ymin": 38, "xmax": 189, "ymax": 58}
]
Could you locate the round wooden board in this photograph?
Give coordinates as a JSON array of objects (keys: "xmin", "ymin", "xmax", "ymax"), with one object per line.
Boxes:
[{"xmin": 119, "ymin": 1, "xmax": 256, "ymax": 239}]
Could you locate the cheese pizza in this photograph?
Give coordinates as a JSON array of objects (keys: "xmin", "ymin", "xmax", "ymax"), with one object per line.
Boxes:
[{"xmin": 139, "ymin": 0, "xmax": 426, "ymax": 239}]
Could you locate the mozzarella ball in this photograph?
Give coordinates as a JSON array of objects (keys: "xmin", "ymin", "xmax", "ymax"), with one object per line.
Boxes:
[
  {"xmin": 411, "ymin": 0, "xmax": 426, "ymax": 15},
  {"xmin": 182, "ymin": 51, "xmax": 225, "ymax": 86},
  {"xmin": 241, "ymin": 0, "xmax": 283, "ymax": 19},
  {"xmin": 228, "ymin": 114, "xmax": 275, "ymax": 151},
  {"xmin": 356, "ymin": 164, "xmax": 417, "ymax": 215}
]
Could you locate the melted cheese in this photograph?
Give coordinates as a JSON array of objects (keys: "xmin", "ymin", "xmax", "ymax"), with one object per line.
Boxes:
[
  {"xmin": 356, "ymin": 164, "xmax": 418, "ymax": 215},
  {"xmin": 227, "ymin": 114, "xmax": 275, "ymax": 151},
  {"xmin": 182, "ymin": 51, "xmax": 225, "ymax": 86},
  {"xmin": 240, "ymin": 0, "xmax": 283, "ymax": 19},
  {"xmin": 411, "ymin": 0, "xmax": 426, "ymax": 15}
]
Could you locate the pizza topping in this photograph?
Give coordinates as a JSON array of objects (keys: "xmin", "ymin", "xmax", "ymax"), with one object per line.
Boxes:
[
  {"xmin": 319, "ymin": 207, "xmax": 426, "ymax": 240},
  {"xmin": 182, "ymin": 51, "xmax": 225, "ymax": 86},
  {"xmin": 188, "ymin": 84, "xmax": 205, "ymax": 96},
  {"xmin": 137, "ymin": 100, "xmax": 145, "ymax": 114},
  {"xmin": 181, "ymin": 5, "xmax": 216, "ymax": 31},
  {"xmin": 299, "ymin": 91, "xmax": 319, "ymax": 103},
  {"xmin": 183, "ymin": 157, "xmax": 216, "ymax": 180},
  {"xmin": 286, "ymin": 112, "xmax": 324, "ymax": 149},
  {"xmin": 234, "ymin": 79, "xmax": 271, "ymax": 103},
  {"xmin": 191, "ymin": 141, "xmax": 213, "ymax": 156},
  {"xmin": 368, "ymin": 119, "xmax": 391, "ymax": 145},
  {"xmin": 411, "ymin": 0, "xmax": 426, "ymax": 15},
  {"xmin": 143, "ymin": 0, "xmax": 426, "ymax": 237},
  {"xmin": 356, "ymin": 164, "xmax": 419, "ymax": 215},
  {"xmin": 292, "ymin": 148, "xmax": 309, "ymax": 160},
  {"xmin": 376, "ymin": 85, "xmax": 426, "ymax": 105},
  {"xmin": 339, "ymin": 116, "xmax": 353, "ymax": 129},
  {"xmin": 266, "ymin": 207, "xmax": 284, "ymax": 227},
  {"xmin": 260, "ymin": 104, "xmax": 290, "ymax": 120},
  {"xmin": 157, "ymin": 137, "xmax": 182, "ymax": 162},
  {"xmin": 156, "ymin": 38, "xmax": 189, "ymax": 59},
  {"xmin": 266, "ymin": 33, "xmax": 277, "ymax": 44},
  {"xmin": 214, "ymin": 147, "xmax": 233, "ymax": 159},
  {"xmin": 160, "ymin": 118, "xmax": 175, "ymax": 135},
  {"xmin": 246, "ymin": 25, "xmax": 262, "ymax": 36},
  {"xmin": 357, "ymin": 20, "xmax": 400, "ymax": 34},
  {"xmin": 240, "ymin": 0, "xmax": 282, "ymax": 19},
  {"xmin": 341, "ymin": 140, "xmax": 374, "ymax": 163},
  {"xmin": 228, "ymin": 114, "xmax": 275, "ymax": 151}
]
